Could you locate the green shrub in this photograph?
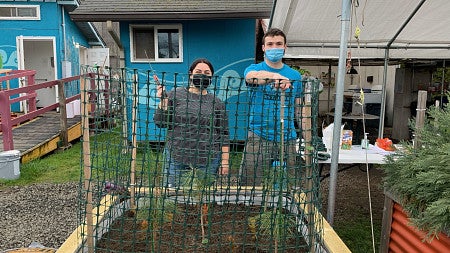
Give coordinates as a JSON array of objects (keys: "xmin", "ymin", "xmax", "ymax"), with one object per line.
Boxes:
[{"xmin": 383, "ymin": 99, "xmax": 450, "ymax": 239}]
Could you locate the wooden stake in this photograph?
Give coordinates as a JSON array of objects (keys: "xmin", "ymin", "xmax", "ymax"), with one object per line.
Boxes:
[
  {"xmin": 414, "ymin": 90, "xmax": 427, "ymax": 149},
  {"xmin": 121, "ymin": 69, "xmax": 129, "ymax": 154},
  {"xmin": 303, "ymin": 82, "xmax": 315, "ymax": 253},
  {"xmin": 81, "ymin": 75, "xmax": 94, "ymax": 253},
  {"xmin": 280, "ymin": 91, "xmax": 285, "ymax": 177},
  {"xmin": 130, "ymin": 72, "xmax": 138, "ymax": 209}
]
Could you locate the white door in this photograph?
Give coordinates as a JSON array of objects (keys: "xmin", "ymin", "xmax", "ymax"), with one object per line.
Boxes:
[{"xmin": 17, "ymin": 36, "xmax": 57, "ymax": 108}]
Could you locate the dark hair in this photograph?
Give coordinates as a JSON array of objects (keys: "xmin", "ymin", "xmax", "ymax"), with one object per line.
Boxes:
[
  {"xmin": 263, "ymin": 28, "xmax": 287, "ymax": 44},
  {"xmin": 189, "ymin": 58, "xmax": 214, "ymax": 75}
]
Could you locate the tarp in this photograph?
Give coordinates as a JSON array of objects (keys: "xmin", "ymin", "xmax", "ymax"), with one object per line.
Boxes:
[{"xmin": 270, "ymin": 0, "xmax": 450, "ymax": 61}]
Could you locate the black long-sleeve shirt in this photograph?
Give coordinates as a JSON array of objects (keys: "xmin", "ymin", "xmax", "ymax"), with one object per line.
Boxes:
[{"xmin": 153, "ymin": 87, "xmax": 229, "ymax": 166}]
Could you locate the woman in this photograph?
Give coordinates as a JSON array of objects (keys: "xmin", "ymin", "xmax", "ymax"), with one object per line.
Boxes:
[{"xmin": 153, "ymin": 58, "xmax": 230, "ymax": 187}]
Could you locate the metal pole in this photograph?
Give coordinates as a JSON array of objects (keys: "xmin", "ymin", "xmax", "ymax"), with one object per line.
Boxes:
[
  {"xmin": 378, "ymin": 49, "xmax": 389, "ymax": 139},
  {"xmin": 327, "ymin": 62, "xmax": 332, "ymax": 124},
  {"xmin": 440, "ymin": 60, "xmax": 446, "ymax": 107},
  {"xmin": 267, "ymin": 0, "xmax": 277, "ymax": 29},
  {"xmin": 379, "ymin": 0, "xmax": 426, "ymax": 138},
  {"xmin": 326, "ymin": 0, "xmax": 352, "ymax": 225}
]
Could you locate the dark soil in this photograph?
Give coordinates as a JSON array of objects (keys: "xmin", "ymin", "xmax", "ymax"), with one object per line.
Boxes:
[
  {"xmin": 96, "ymin": 203, "xmax": 309, "ymax": 253},
  {"xmin": 95, "ymin": 165, "xmax": 385, "ymax": 253},
  {"xmin": 320, "ymin": 164, "xmax": 385, "ymax": 225}
]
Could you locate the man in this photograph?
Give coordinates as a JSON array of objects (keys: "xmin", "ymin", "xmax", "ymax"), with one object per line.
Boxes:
[{"xmin": 240, "ymin": 28, "xmax": 305, "ymax": 188}]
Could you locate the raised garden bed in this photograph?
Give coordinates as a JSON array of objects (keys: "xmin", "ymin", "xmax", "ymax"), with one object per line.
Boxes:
[
  {"xmin": 380, "ymin": 191, "xmax": 450, "ymax": 253},
  {"xmin": 97, "ymin": 202, "xmax": 306, "ymax": 252},
  {"xmin": 59, "ymin": 188, "xmax": 350, "ymax": 253}
]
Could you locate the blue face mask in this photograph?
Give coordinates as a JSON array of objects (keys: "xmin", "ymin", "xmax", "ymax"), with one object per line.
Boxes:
[{"xmin": 265, "ymin": 48, "xmax": 284, "ymax": 63}]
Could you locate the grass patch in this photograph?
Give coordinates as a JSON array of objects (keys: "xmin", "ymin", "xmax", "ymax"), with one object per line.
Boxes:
[
  {"xmin": 0, "ymin": 141, "xmax": 82, "ymax": 188},
  {"xmin": 0, "ymin": 133, "xmax": 244, "ymax": 189},
  {"xmin": 333, "ymin": 218, "xmax": 382, "ymax": 253}
]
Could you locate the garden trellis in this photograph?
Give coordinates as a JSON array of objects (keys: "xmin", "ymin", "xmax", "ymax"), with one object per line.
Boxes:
[{"xmin": 77, "ymin": 65, "xmax": 323, "ymax": 252}]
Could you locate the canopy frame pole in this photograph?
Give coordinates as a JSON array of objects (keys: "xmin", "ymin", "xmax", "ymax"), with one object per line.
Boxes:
[
  {"xmin": 378, "ymin": 50, "xmax": 390, "ymax": 139},
  {"xmin": 440, "ymin": 60, "xmax": 446, "ymax": 107},
  {"xmin": 326, "ymin": 0, "xmax": 351, "ymax": 225},
  {"xmin": 378, "ymin": 0, "xmax": 426, "ymax": 138}
]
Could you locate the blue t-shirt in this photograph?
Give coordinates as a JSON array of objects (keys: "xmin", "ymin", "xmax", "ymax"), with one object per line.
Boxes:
[{"xmin": 244, "ymin": 62, "xmax": 302, "ymax": 142}]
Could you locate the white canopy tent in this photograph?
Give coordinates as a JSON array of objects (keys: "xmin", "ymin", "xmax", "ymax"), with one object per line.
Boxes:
[
  {"xmin": 270, "ymin": 0, "xmax": 450, "ymax": 60},
  {"xmin": 269, "ymin": 0, "xmax": 450, "ymax": 225}
]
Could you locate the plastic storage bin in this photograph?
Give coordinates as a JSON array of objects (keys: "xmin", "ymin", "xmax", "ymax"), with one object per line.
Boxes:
[{"xmin": 0, "ymin": 150, "xmax": 21, "ymax": 180}]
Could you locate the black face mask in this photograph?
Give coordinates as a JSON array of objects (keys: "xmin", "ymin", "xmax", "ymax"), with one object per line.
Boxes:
[{"xmin": 192, "ymin": 74, "xmax": 212, "ymax": 89}]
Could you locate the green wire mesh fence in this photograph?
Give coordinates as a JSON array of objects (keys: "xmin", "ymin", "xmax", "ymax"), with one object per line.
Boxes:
[{"xmin": 78, "ymin": 65, "xmax": 323, "ymax": 252}]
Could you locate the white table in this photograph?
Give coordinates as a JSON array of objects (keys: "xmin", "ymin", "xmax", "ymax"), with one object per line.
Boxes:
[
  {"xmin": 318, "ymin": 144, "xmax": 395, "ymax": 181},
  {"xmin": 318, "ymin": 144, "xmax": 393, "ymax": 164}
]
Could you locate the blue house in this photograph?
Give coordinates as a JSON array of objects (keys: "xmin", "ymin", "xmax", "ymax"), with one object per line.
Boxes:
[
  {"xmin": 70, "ymin": 0, "xmax": 273, "ymax": 141},
  {"xmin": 0, "ymin": 0, "xmax": 105, "ymax": 110}
]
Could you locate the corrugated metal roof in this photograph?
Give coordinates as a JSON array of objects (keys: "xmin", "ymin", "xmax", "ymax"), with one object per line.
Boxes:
[{"xmin": 70, "ymin": 0, "xmax": 273, "ymax": 21}]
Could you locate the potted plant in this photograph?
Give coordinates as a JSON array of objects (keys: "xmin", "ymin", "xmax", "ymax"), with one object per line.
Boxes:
[{"xmin": 381, "ymin": 95, "xmax": 450, "ymax": 252}]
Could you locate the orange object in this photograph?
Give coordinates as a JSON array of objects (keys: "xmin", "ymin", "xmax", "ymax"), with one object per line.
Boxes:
[{"xmin": 376, "ymin": 137, "xmax": 395, "ymax": 151}]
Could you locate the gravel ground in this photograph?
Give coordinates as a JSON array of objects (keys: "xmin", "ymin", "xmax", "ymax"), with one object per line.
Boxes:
[
  {"xmin": 0, "ymin": 168, "xmax": 384, "ymax": 252},
  {"xmin": 0, "ymin": 182, "xmax": 79, "ymax": 252}
]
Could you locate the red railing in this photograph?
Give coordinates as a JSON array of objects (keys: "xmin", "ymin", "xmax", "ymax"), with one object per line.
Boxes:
[{"xmin": 0, "ymin": 70, "xmax": 111, "ymax": 151}]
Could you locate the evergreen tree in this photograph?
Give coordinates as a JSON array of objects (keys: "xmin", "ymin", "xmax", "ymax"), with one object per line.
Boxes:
[{"xmin": 383, "ymin": 96, "xmax": 450, "ymax": 239}]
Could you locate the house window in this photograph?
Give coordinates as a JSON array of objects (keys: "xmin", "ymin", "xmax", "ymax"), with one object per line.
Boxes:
[
  {"xmin": 131, "ymin": 24, "xmax": 182, "ymax": 63},
  {"xmin": 0, "ymin": 5, "xmax": 40, "ymax": 20}
]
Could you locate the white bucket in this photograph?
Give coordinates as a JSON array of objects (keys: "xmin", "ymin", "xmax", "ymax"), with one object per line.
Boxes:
[{"xmin": 0, "ymin": 150, "xmax": 21, "ymax": 180}]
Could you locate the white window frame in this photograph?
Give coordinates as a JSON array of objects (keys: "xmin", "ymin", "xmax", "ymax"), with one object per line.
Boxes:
[
  {"xmin": 130, "ymin": 24, "xmax": 183, "ymax": 63},
  {"xmin": 0, "ymin": 5, "xmax": 40, "ymax": 20}
]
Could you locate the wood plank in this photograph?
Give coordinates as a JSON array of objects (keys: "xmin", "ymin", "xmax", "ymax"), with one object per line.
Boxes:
[{"xmin": 0, "ymin": 111, "xmax": 82, "ymax": 162}]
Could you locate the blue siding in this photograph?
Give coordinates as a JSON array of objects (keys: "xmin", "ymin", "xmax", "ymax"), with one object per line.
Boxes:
[
  {"xmin": 121, "ymin": 19, "xmax": 256, "ymax": 141},
  {"xmin": 122, "ymin": 19, "xmax": 256, "ymax": 77},
  {"xmin": 0, "ymin": 2, "xmax": 90, "ymax": 76},
  {"xmin": 1, "ymin": 2, "xmax": 61, "ymax": 73},
  {"xmin": 62, "ymin": 9, "xmax": 89, "ymax": 77},
  {"xmin": 0, "ymin": 1, "xmax": 90, "ymax": 111},
  {"xmin": 120, "ymin": 19, "xmax": 255, "ymax": 141}
]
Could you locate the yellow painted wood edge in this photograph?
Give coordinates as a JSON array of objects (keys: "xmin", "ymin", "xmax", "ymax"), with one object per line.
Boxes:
[
  {"xmin": 20, "ymin": 122, "xmax": 81, "ymax": 163},
  {"xmin": 68, "ymin": 122, "xmax": 82, "ymax": 142},
  {"xmin": 321, "ymin": 217, "xmax": 352, "ymax": 253},
  {"xmin": 21, "ymin": 138, "xmax": 60, "ymax": 163},
  {"xmin": 295, "ymin": 192, "xmax": 351, "ymax": 253},
  {"xmin": 57, "ymin": 194, "xmax": 119, "ymax": 253}
]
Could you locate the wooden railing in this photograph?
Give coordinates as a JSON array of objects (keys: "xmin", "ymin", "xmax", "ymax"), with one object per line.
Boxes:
[{"xmin": 0, "ymin": 70, "xmax": 111, "ymax": 151}]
